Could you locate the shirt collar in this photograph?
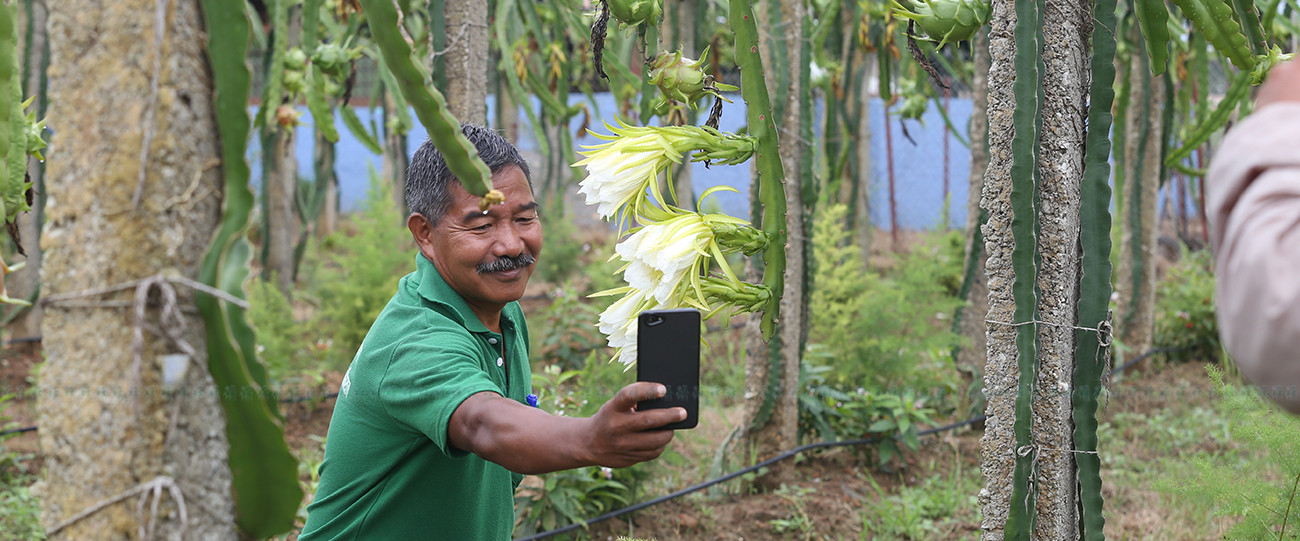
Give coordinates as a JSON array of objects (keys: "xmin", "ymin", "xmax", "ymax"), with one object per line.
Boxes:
[{"xmin": 414, "ymin": 253, "xmax": 510, "ymax": 335}]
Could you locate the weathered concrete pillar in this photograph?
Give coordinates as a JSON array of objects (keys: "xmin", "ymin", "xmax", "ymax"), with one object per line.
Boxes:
[{"xmin": 978, "ymin": 0, "xmax": 1091, "ymax": 536}]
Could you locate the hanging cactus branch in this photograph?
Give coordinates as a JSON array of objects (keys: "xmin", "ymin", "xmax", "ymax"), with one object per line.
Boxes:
[
  {"xmin": 0, "ymin": 1, "xmax": 34, "ymax": 305},
  {"xmin": 358, "ymin": 0, "xmax": 502, "ymax": 209}
]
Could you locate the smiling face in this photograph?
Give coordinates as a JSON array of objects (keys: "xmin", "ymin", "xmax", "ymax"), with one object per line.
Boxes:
[{"xmin": 410, "ymin": 165, "xmax": 542, "ymax": 327}]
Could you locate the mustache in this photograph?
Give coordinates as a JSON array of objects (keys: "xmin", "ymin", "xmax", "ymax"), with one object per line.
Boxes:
[{"xmin": 476, "ymin": 253, "xmax": 536, "ymax": 274}]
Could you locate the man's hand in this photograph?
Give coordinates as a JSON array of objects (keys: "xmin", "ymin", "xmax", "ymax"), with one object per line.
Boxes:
[
  {"xmin": 448, "ymin": 382, "xmax": 684, "ymax": 475},
  {"xmin": 1258, "ymin": 59, "xmax": 1300, "ymax": 110},
  {"xmin": 583, "ymin": 382, "xmax": 685, "ymax": 468}
]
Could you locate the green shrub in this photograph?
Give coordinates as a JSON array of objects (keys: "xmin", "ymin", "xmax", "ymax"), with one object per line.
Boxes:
[
  {"xmin": 1153, "ymin": 249, "xmax": 1221, "ymax": 362},
  {"xmin": 807, "ymin": 204, "xmax": 965, "ymax": 392},
  {"xmin": 245, "ymin": 275, "xmax": 331, "ymax": 390},
  {"xmin": 307, "ymin": 170, "xmax": 415, "ymax": 368},
  {"xmin": 513, "ymin": 465, "xmax": 633, "ymax": 536},
  {"xmin": 797, "ymin": 351, "xmax": 938, "ymax": 468}
]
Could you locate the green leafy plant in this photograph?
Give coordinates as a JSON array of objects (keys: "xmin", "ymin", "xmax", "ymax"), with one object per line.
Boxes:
[
  {"xmin": 1157, "ymin": 365, "xmax": 1300, "ymax": 539},
  {"xmin": 513, "ymin": 466, "xmax": 633, "ymax": 536},
  {"xmin": 796, "ymin": 348, "xmax": 857, "ymax": 443},
  {"xmin": 797, "ymin": 352, "xmax": 939, "ymax": 469},
  {"xmin": 1153, "ymin": 249, "xmax": 1220, "ymax": 362},
  {"xmin": 807, "ymin": 204, "xmax": 965, "ymax": 392},
  {"xmin": 859, "ymin": 390, "xmax": 938, "ymax": 468}
]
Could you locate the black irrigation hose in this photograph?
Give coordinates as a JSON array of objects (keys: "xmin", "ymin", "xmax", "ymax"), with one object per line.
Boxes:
[
  {"xmin": 1110, "ymin": 346, "xmax": 1187, "ymax": 375},
  {"xmin": 513, "ymin": 416, "xmax": 987, "ymax": 541},
  {"xmin": 0, "ymin": 424, "xmax": 34, "ymax": 436}
]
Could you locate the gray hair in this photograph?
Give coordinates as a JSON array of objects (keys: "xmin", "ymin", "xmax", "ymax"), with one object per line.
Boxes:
[{"xmin": 405, "ymin": 124, "xmax": 532, "ymax": 224}]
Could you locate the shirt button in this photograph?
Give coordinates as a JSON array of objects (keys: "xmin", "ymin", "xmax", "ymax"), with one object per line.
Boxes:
[
  {"xmin": 496, "ymin": 357, "xmax": 504, "ymax": 367},
  {"xmin": 488, "ymin": 337, "xmax": 499, "ymax": 345}
]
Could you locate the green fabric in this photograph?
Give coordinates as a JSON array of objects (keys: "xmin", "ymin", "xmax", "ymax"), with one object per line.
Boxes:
[{"xmin": 300, "ymin": 254, "xmax": 532, "ymax": 540}]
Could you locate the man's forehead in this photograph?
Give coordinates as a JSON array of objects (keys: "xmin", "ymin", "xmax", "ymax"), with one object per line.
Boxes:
[{"xmin": 458, "ymin": 200, "xmax": 538, "ymax": 223}]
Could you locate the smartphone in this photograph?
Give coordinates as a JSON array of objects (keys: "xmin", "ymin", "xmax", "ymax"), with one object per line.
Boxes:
[{"xmin": 635, "ymin": 308, "xmax": 700, "ymax": 430}]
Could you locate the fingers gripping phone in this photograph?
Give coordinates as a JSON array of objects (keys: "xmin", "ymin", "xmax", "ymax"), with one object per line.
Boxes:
[{"xmin": 636, "ymin": 308, "xmax": 700, "ymax": 430}]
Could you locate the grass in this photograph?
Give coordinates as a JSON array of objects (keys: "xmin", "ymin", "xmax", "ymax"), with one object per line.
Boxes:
[
  {"xmin": 1097, "ymin": 362, "xmax": 1293, "ymax": 540},
  {"xmin": 860, "ymin": 456, "xmax": 982, "ymax": 540},
  {"xmin": 0, "ymin": 436, "xmax": 42, "ymax": 540}
]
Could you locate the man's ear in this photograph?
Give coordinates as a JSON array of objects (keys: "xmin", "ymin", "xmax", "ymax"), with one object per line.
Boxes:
[{"xmin": 407, "ymin": 213, "xmax": 436, "ymax": 258}]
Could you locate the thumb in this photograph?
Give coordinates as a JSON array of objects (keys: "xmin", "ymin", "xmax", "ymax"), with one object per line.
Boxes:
[{"xmin": 611, "ymin": 382, "xmax": 666, "ymax": 411}]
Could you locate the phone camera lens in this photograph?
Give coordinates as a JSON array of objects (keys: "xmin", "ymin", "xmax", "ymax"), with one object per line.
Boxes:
[{"xmin": 646, "ymin": 314, "xmax": 664, "ymax": 327}]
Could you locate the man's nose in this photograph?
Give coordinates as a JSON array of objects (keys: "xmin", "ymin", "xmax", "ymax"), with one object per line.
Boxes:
[{"xmin": 491, "ymin": 221, "xmax": 527, "ymax": 256}]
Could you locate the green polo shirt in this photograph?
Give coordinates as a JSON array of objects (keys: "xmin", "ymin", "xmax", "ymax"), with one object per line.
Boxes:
[{"xmin": 300, "ymin": 254, "xmax": 532, "ymax": 540}]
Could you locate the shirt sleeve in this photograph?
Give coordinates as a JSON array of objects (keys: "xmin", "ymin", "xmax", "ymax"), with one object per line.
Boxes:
[
  {"xmin": 378, "ymin": 330, "xmax": 502, "ymax": 456},
  {"xmin": 1207, "ymin": 102, "xmax": 1300, "ymax": 412}
]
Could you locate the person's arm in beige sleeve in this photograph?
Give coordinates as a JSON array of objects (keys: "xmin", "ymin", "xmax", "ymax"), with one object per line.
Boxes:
[{"xmin": 1208, "ymin": 59, "xmax": 1300, "ymax": 412}]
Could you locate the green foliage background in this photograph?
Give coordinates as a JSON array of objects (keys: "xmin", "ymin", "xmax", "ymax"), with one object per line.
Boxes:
[
  {"xmin": 1153, "ymin": 250, "xmax": 1221, "ymax": 362},
  {"xmin": 807, "ymin": 204, "xmax": 965, "ymax": 391}
]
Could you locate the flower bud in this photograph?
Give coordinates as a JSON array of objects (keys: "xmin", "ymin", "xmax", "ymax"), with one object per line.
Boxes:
[
  {"xmin": 275, "ymin": 105, "xmax": 301, "ymax": 127},
  {"xmin": 24, "ymin": 117, "xmax": 46, "ymax": 161},
  {"xmin": 712, "ymin": 223, "xmax": 770, "ymax": 256},
  {"xmin": 283, "ymin": 48, "xmax": 309, "ymax": 71},
  {"xmin": 649, "ymin": 48, "xmax": 713, "ymax": 106},
  {"xmin": 313, "ymin": 42, "xmax": 359, "ymax": 79},
  {"xmin": 701, "ymin": 277, "xmax": 771, "ymax": 314},
  {"xmin": 283, "ymin": 69, "xmax": 307, "ymax": 96}
]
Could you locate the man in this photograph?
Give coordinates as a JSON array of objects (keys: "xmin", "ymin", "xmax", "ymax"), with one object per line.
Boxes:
[
  {"xmin": 300, "ymin": 125, "xmax": 685, "ymax": 539},
  {"xmin": 1209, "ymin": 59, "xmax": 1300, "ymax": 412}
]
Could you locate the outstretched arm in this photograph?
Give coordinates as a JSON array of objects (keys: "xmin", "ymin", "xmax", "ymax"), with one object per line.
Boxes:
[{"xmin": 447, "ymin": 382, "xmax": 686, "ymax": 475}]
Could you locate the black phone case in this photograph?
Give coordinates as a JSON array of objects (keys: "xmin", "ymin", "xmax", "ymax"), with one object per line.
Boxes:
[{"xmin": 636, "ymin": 308, "xmax": 700, "ymax": 430}]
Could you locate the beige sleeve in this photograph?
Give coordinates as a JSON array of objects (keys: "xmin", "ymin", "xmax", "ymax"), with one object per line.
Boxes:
[{"xmin": 1208, "ymin": 102, "xmax": 1300, "ymax": 412}]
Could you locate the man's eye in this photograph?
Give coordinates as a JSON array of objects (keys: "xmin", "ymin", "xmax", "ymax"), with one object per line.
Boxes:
[
  {"xmin": 471, "ymin": 224, "xmax": 491, "ymax": 231},
  {"xmin": 517, "ymin": 216, "xmax": 537, "ymax": 224}
]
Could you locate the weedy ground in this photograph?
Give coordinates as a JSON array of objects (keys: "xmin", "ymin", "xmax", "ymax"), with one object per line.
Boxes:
[{"xmin": 0, "ymin": 226, "xmax": 1272, "ymax": 541}]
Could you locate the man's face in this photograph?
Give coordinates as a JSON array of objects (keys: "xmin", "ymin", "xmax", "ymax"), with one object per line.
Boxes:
[{"xmin": 423, "ymin": 165, "xmax": 542, "ymax": 313}]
